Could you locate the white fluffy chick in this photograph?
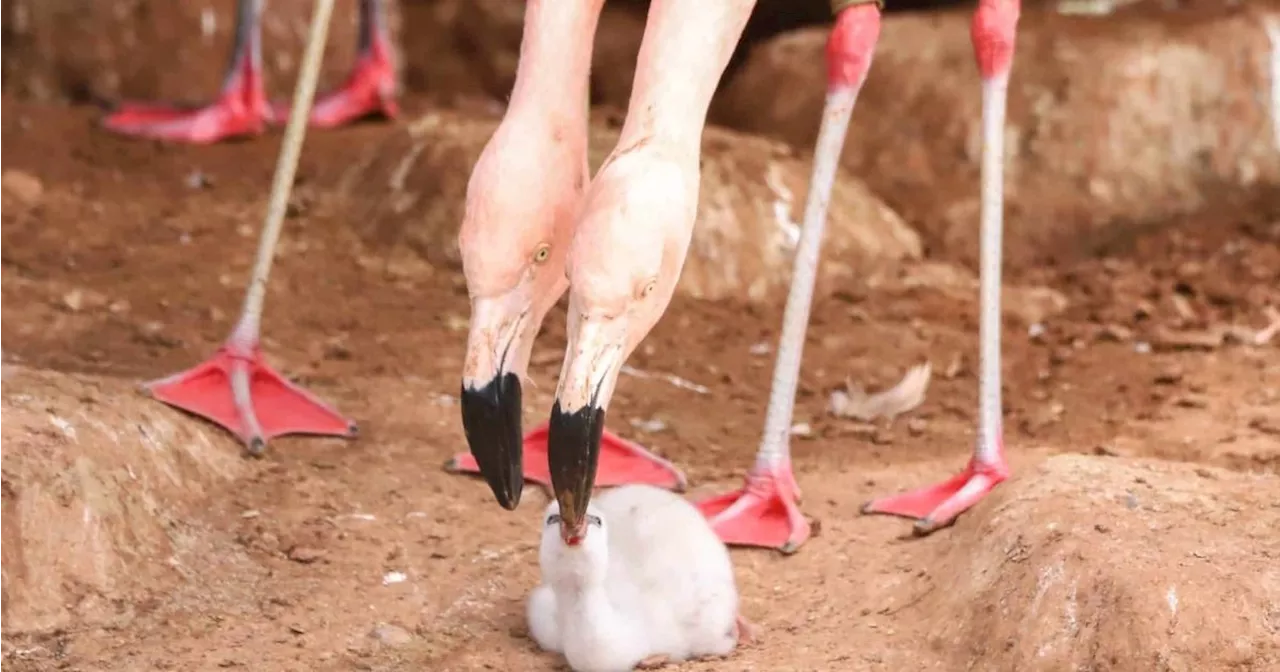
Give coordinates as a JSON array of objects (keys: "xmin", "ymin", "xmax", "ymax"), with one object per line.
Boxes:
[{"xmin": 527, "ymin": 484, "xmax": 743, "ymax": 672}]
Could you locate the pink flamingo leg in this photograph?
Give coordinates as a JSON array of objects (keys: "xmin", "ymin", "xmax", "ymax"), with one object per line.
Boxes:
[
  {"xmin": 103, "ymin": 0, "xmax": 397, "ymax": 144},
  {"xmin": 102, "ymin": 0, "xmax": 270, "ymax": 144},
  {"xmin": 146, "ymin": 0, "xmax": 357, "ymax": 454},
  {"xmin": 693, "ymin": 2, "xmax": 880, "ymax": 553},
  {"xmin": 862, "ymin": 0, "xmax": 1020, "ymax": 535},
  {"xmin": 272, "ymin": 0, "xmax": 399, "ymax": 128},
  {"xmin": 446, "ymin": 422, "xmax": 687, "ymax": 491}
]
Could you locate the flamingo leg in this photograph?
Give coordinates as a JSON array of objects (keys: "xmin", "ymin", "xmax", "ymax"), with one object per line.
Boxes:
[
  {"xmin": 102, "ymin": 0, "xmax": 270, "ymax": 143},
  {"xmin": 146, "ymin": 0, "xmax": 357, "ymax": 453},
  {"xmin": 103, "ymin": 0, "xmax": 397, "ymax": 144},
  {"xmin": 692, "ymin": 1, "xmax": 881, "ymax": 554},
  {"xmin": 273, "ymin": 0, "xmax": 399, "ymax": 128},
  {"xmin": 861, "ymin": 0, "xmax": 1019, "ymax": 535}
]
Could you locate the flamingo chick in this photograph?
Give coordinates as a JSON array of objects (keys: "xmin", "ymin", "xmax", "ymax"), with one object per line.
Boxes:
[
  {"xmin": 545, "ymin": 0, "xmax": 755, "ymax": 542},
  {"xmin": 451, "ymin": 0, "xmax": 686, "ymax": 510},
  {"xmin": 528, "ymin": 485, "xmax": 747, "ymax": 672},
  {"xmin": 102, "ymin": 0, "xmax": 397, "ymax": 144}
]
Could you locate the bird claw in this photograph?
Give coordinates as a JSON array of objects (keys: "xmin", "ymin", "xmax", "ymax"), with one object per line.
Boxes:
[
  {"xmin": 695, "ymin": 459, "xmax": 812, "ymax": 553},
  {"xmin": 861, "ymin": 449, "xmax": 1009, "ymax": 536}
]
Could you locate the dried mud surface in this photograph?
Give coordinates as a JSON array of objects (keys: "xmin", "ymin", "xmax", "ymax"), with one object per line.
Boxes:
[{"xmin": 3, "ymin": 4, "xmax": 1280, "ymax": 670}]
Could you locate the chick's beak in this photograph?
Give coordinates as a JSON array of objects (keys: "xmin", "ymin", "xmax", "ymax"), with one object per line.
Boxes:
[
  {"xmin": 460, "ymin": 292, "xmax": 532, "ymax": 510},
  {"xmin": 548, "ymin": 314, "xmax": 627, "ymax": 534}
]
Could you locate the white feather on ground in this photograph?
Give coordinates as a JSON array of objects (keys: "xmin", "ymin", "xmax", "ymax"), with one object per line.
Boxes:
[{"xmin": 828, "ymin": 361, "xmax": 932, "ymax": 422}]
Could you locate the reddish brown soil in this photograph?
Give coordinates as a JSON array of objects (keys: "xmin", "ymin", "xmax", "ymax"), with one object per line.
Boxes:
[{"xmin": 3, "ymin": 8, "xmax": 1280, "ymax": 669}]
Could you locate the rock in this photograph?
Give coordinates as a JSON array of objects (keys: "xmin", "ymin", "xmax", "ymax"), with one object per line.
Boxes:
[
  {"xmin": 2, "ymin": 169, "xmax": 44, "ymax": 211},
  {"xmin": 286, "ymin": 546, "xmax": 325, "ymax": 564},
  {"xmin": 922, "ymin": 454, "xmax": 1280, "ymax": 670},
  {"xmin": 1, "ymin": 366, "xmax": 250, "ymax": 635},
  {"xmin": 713, "ymin": 6, "xmax": 1279, "ymax": 271},
  {"xmin": 897, "ymin": 261, "xmax": 1069, "ymax": 323},
  {"xmin": 370, "ymin": 622, "xmax": 414, "ymax": 647},
  {"xmin": 333, "ymin": 110, "xmax": 921, "ymax": 303}
]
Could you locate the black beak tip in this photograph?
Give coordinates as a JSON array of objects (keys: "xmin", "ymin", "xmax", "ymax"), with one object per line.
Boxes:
[
  {"xmin": 547, "ymin": 400, "xmax": 606, "ymax": 530},
  {"xmin": 459, "ymin": 373, "xmax": 525, "ymax": 510}
]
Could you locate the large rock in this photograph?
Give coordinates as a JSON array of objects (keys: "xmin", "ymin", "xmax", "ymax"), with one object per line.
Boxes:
[
  {"xmin": 713, "ymin": 7, "xmax": 1279, "ymax": 270},
  {"xmin": 330, "ymin": 111, "xmax": 922, "ymax": 302},
  {"xmin": 922, "ymin": 454, "xmax": 1280, "ymax": 670},
  {"xmin": 1, "ymin": 366, "xmax": 249, "ymax": 634}
]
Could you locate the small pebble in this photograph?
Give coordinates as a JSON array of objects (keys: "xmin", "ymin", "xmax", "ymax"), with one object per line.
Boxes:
[
  {"xmin": 2, "ymin": 169, "xmax": 44, "ymax": 207},
  {"xmin": 287, "ymin": 546, "xmax": 324, "ymax": 564},
  {"xmin": 62, "ymin": 290, "xmax": 84, "ymax": 312},
  {"xmin": 370, "ymin": 623, "xmax": 413, "ymax": 648},
  {"xmin": 631, "ymin": 417, "xmax": 668, "ymax": 434}
]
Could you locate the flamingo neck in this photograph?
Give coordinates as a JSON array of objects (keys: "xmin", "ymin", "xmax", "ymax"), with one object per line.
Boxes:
[
  {"xmin": 618, "ymin": 0, "xmax": 757, "ymax": 153},
  {"xmin": 508, "ymin": 0, "xmax": 604, "ymax": 131}
]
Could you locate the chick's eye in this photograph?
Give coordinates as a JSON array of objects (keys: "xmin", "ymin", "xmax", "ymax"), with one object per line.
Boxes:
[
  {"xmin": 546, "ymin": 513, "xmax": 561, "ymax": 526},
  {"xmin": 586, "ymin": 515, "xmax": 603, "ymax": 528},
  {"xmin": 533, "ymin": 244, "xmax": 551, "ymax": 264}
]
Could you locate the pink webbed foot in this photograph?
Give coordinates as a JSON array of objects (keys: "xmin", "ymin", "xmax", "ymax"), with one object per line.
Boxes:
[
  {"xmin": 271, "ymin": 35, "xmax": 398, "ymax": 129},
  {"xmin": 102, "ymin": 76, "xmax": 270, "ymax": 144},
  {"xmin": 861, "ymin": 439, "xmax": 1010, "ymax": 536},
  {"xmin": 695, "ymin": 459, "xmax": 811, "ymax": 554},
  {"xmin": 145, "ymin": 343, "xmax": 357, "ymax": 454},
  {"xmin": 445, "ymin": 422, "xmax": 687, "ymax": 492}
]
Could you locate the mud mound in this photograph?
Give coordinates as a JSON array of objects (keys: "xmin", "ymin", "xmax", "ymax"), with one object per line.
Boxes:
[
  {"xmin": 922, "ymin": 454, "xmax": 1280, "ymax": 670},
  {"xmin": 1, "ymin": 365, "xmax": 251, "ymax": 635},
  {"xmin": 330, "ymin": 111, "xmax": 921, "ymax": 302},
  {"xmin": 713, "ymin": 7, "xmax": 1279, "ymax": 270}
]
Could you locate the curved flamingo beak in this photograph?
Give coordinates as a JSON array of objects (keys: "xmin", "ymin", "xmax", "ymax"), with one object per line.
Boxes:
[
  {"xmin": 460, "ymin": 292, "xmax": 533, "ymax": 510},
  {"xmin": 547, "ymin": 313, "xmax": 628, "ymax": 535}
]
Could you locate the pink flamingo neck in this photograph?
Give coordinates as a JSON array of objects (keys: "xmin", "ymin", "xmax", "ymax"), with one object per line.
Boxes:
[
  {"xmin": 617, "ymin": 0, "xmax": 757, "ymax": 153},
  {"xmin": 507, "ymin": 0, "xmax": 605, "ymax": 129}
]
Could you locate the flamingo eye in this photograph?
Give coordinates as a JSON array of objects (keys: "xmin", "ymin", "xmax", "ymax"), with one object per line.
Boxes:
[
  {"xmin": 637, "ymin": 278, "xmax": 658, "ymax": 300},
  {"xmin": 533, "ymin": 244, "xmax": 552, "ymax": 264}
]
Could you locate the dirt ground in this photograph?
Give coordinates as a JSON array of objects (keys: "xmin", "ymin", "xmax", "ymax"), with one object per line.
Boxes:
[{"xmin": 3, "ymin": 3, "xmax": 1280, "ymax": 672}]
